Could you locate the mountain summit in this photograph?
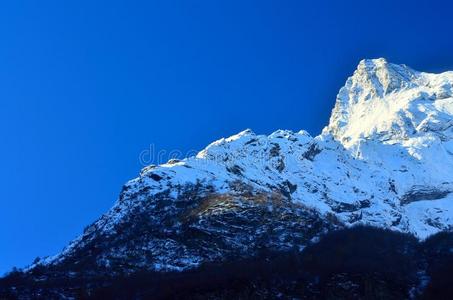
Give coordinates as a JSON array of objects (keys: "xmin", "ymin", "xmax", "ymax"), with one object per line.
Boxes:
[
  {"xmin": 327, "ymin": 58, "xmax": 452, "ymax": 143},
  {"xmin": 12, "ymin": 59, "xmax": 453, "ymax": 283}
]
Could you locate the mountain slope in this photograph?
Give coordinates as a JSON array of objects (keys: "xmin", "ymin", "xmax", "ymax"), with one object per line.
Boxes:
[{"xmin": 17, "ymin": 58, "xmax": 453, "ymax": 279}]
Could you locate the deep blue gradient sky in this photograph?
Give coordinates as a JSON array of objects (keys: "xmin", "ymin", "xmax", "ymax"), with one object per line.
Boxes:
[{"xmin": 2, "ymin": 0, "xmax": 453, "ymax": 274}]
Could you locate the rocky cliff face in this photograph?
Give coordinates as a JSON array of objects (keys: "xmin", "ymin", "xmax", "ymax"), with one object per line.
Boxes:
[{"xmin": 24, "ymin": 58, "xmax": 453, "ymax": 277}]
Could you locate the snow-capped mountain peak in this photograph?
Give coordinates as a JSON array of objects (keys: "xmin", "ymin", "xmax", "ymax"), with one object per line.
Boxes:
[
  {"xmin": 353, "ymin": 58, "xmax": 419, "ymax": 96},
  {"xmin": 33, "ymin": 59, "xmax": 453, "ymax": 275},
  {"xmin": 326, "ymin": 58, "xmax": 453, "ymax": 148}
]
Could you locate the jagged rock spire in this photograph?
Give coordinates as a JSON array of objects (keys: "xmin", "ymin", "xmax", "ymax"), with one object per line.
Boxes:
[{"xmin": 324, "ymin": 58, "xmax": 452, "ymax": 147}]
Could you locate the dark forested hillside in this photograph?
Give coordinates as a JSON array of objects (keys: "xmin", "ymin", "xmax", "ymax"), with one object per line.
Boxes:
[{"xmin": 2, "ymin": 226, "xmax": 453, "ymax": 299}]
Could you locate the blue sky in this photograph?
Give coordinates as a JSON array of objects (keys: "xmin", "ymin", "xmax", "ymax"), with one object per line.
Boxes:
[{"xmin": 1, "ymin": 0, "xmax": 453, "ymax": 274}]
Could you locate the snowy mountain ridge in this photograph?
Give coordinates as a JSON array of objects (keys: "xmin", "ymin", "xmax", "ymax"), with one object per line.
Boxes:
[{"xmin": 38, "ymin": 58, "xmax": 453, "ymax": 273}]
